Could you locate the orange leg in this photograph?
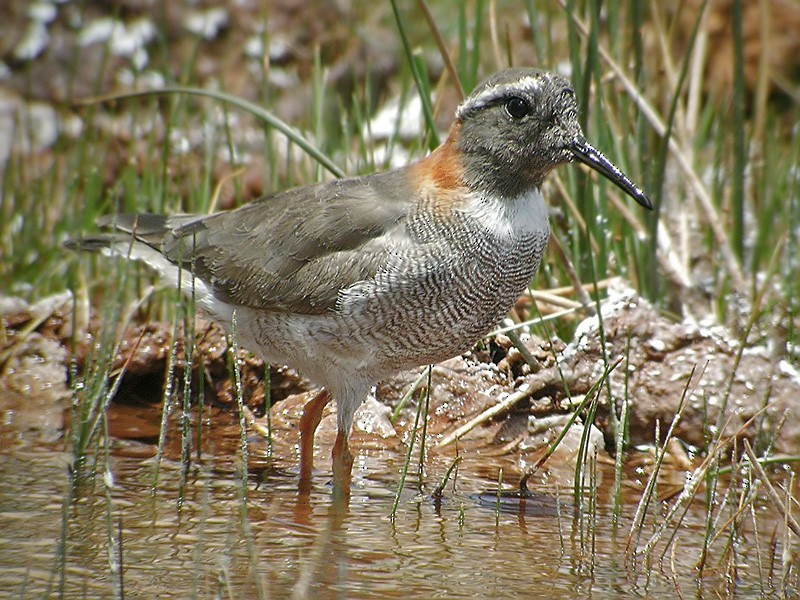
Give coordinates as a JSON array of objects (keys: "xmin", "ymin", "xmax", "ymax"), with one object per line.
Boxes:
[
  {"xmin": 298, "ymin": 389, "xmax": 332, "ymax": 494},
  {"xmin": 332, "ymin": 428, "xmax": 354, "ymax": 502}
]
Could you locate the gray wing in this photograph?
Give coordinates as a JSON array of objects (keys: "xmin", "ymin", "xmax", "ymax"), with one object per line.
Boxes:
[{"xmin": 101, "ymin": 169, "xmax": 414, "ymax": 314}]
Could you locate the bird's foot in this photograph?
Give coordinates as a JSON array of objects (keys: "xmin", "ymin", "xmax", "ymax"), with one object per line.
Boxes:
[
  {"xmin": 298, "ymin": 389, "xmax": 332, "ymax": 495},
  {"xmin": 332, "ymin": 429, "xmax": 354, "ymax": 503}
]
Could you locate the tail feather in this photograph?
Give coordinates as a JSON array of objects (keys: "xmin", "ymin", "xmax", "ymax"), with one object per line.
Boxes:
[
  {"xmin": 94, "ymin": 212, "xmax": 207, "ymax": 244},
  {"xmin": 64, "ymin": 232, "xmax": 174, "ymax": 278},
  {"xmin": 62, "ymin": 234, "xmax": 120, "ymax": 252},
  {"xmin": 62, "ymin": 226, "xmax": 213, "ymax": 299},
  {"xmin": 64, "ymin": 212, "xmax": 226, "ymax": 320},
  {"xmin": 95, "ymin": 213, "xmax": 168, "ymax": 235},
  {"xmin": 64, "ymin": 216, "xmax": 210, "ymax": 296}
]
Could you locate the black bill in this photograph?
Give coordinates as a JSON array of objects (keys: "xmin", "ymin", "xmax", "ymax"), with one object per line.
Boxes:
[{"xmin": 570, "ymin": 137, "xmax": 652, "ymax": 210}]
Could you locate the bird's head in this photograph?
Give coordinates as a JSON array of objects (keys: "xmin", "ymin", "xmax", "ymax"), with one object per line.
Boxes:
[{"xmin": 453, "ymin": 67, "xmax": 651, "ymax": 208}]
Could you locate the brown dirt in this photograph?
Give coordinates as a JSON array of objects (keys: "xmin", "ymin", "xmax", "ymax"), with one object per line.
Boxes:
[{"xmin": 3, "ymin": 288, "xmax": 798, "ymax": 477}]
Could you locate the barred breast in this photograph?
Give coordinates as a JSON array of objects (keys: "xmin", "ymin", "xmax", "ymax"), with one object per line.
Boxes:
[{"xmin": 338, "ymin": 188, "xmax": 550, "ymax": 373}]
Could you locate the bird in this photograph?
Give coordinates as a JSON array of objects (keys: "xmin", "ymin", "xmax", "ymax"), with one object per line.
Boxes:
[{"xmin": 66, "ymin": 67, "xmax": 651, "ymax": 501}]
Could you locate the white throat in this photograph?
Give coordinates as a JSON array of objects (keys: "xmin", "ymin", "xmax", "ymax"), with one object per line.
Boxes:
[{"xmin": 459, "ymin": 188, "xmax": 549, "ymax": 239}]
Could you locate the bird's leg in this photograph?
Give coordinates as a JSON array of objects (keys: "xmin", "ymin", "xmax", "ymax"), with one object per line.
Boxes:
[
  {"xmin": 298, "ymin": 389, "xmax": 332, "ymax": 494},
  {"xmin": 331, "ymin": 428, "xmax": 354, "ymax": 502}
]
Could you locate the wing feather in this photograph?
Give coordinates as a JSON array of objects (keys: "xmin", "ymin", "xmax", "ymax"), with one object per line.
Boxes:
[{"xmin": 104, "ymin": 169, "xmax": 415, "ymax": 314}]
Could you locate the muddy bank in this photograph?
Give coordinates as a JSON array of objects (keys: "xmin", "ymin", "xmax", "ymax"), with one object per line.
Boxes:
[{"xmin": 2, "ymin": 286, "xmax": 798, "ymax": 481}]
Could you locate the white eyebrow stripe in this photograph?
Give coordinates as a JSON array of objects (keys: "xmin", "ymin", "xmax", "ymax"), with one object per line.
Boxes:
[{"xmin": 455, "ymin": 75, "xmax": 545, "ymax": 120}]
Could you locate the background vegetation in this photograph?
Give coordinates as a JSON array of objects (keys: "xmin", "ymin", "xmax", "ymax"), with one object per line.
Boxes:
[{"xmin": 2, "ymin": 0, "xmax": 798, "ymax": 343}]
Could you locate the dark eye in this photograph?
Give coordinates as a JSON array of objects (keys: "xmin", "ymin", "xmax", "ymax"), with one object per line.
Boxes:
[{"xmin": 505, "ymin": 96, "xmax": 530, "ymax": 119}]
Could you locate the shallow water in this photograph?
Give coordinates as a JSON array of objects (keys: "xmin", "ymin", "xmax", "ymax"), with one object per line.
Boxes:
[{"xmin": 0, "ymin": 408, "xmax": 795, "ymax": 599}]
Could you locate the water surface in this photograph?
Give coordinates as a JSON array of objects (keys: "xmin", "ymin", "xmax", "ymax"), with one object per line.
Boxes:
[{"xmin": 0, "ymin": 408, "xmax": 792, "ymax": 598}]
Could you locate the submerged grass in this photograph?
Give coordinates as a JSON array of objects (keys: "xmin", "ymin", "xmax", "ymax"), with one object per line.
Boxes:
[{"xmin": 390, "ymin": 366, "xmax": 432, "ymax": 520}]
